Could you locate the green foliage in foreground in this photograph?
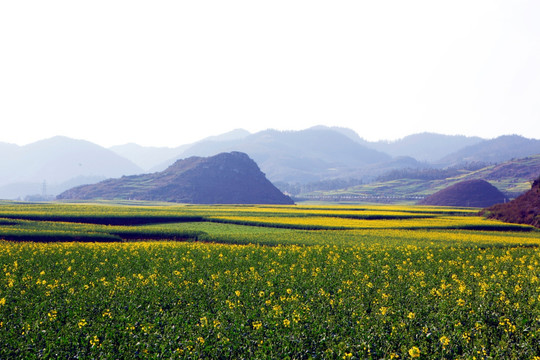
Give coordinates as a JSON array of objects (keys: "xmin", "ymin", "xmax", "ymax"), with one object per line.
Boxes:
[
  {"xmin": 1, "ymin": 241, "xmax": 539, "ymax": 359},
  {"xmin": 0, "ymin": 202, "xmax": 539, "ymax": 359}
]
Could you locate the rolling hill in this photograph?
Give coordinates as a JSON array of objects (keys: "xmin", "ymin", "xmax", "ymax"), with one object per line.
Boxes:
[
  {"xmin": 57, "ymin": 152, "xmax": 294, "ymax": 204},
  {"xmin": 418, "ymin": 180, "xmax": 508, "ymax": 207}
]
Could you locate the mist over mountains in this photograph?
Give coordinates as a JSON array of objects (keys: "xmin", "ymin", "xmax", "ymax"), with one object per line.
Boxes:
[
  {"xmin": 0, "ymin": 136, "xmax": 142, "ymax": 200},
  {"xmin": 1, "ymin": 127, "xmax": 540, "ymax": 201},
  {"xmin": 109, "ymin": 129, "xmax": 251, "ymax": 171}
]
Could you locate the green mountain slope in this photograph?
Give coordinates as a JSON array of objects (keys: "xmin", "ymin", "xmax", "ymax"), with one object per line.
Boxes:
[{"xmin": 298, "ymin": 155, "xmax": 540, "ymax": 203}]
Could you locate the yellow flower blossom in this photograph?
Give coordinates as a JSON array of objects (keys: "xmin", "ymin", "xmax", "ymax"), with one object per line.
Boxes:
[
  {"xmin": 408, "ymin": 346, "xmax": 420, "ymax": 358},
  {"xmin": 89, "ymin": 335, "xmax": 100, "ymax": 347},
  {"xmin": 253, "ymin": 321, "xmax": 263, "ymax": 330},
  {"xmin": 439, "ymin": 335, "xmax": 450, "ymax": 347},
  {"xmin": 47, "ymin": 310, "xmax": 57, "ymax": 321},
  {"xmin": 199, "ymin": 317, "xmax": 208, "ymax": 327}
]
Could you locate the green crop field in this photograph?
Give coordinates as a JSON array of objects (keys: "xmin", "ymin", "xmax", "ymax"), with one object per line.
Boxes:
[{"xmin": 0, "ymin": 202, "xmax": 539, "ymax": 359}]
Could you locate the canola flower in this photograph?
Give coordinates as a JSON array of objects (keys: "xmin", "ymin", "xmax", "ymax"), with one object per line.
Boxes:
[
  {"xmin": 89, "ymin": 335, "xmax": 100, "ymax": 347},
  {"xmin": 0, "ymin": 204, "xmax": 539, "ymax": 358},
  {"xmin": 408, "ymin": 346, "xmax": 421, "ymax": 358},
  {"xmin": 440, "ymin": 335, "xmax": 450, "ymax": 347},
  {"xmin": 1, "ymin": 238, "xmax": 538, "ymax": 358}
]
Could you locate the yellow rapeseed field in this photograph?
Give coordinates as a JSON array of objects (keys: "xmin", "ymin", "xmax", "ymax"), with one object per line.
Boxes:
[{"xmin": 0, "ymin": 203, "xmax": 538, "ymax": 358}]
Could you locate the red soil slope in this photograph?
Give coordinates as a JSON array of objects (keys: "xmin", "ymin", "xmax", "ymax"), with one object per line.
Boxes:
[{"xmin": 482, "ymin": 177, "xmax": 540, "ymax": 228}]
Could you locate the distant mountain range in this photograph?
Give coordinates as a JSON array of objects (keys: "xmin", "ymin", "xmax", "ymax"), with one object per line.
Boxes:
[
  {"xmin": 0, "ymin": 136, "xmax": 142, "ymax": 200},
  {"xmin": 369, "ymin": 133, "xmax": 485, "ymax": 163},
  {"xmin": 109, "ymin": 129, "xmax": 250, "ymax": 171},
  {"xmin": 1, "ymin": 127, "xmax": 539, "ymax": 201},
  {"xmin": 176, "ymin": 128, "xmax": 393, "ymax": 183},
  {"xmin": 438, "ymin": 135, "xmax": 540, "ymax": 165},
  {"xmin": 123, "ymin": 127, "xmax": 539, "ymax": 175}
]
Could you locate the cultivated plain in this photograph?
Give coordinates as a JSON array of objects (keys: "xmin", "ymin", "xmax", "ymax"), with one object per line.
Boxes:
[{"xmin": 0, "ymin": 202, "xmax": 539, "ymax": 359}]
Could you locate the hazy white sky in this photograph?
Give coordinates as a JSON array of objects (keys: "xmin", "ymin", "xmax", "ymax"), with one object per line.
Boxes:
[{"xmin": 1, "ymin": 1, "xmax": 539, "ymax": 147}]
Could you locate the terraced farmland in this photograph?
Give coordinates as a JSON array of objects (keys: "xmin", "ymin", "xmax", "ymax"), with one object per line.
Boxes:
[{"xmin": 0, "ymin": 202, "xmax": 539, "ymax": 359}]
